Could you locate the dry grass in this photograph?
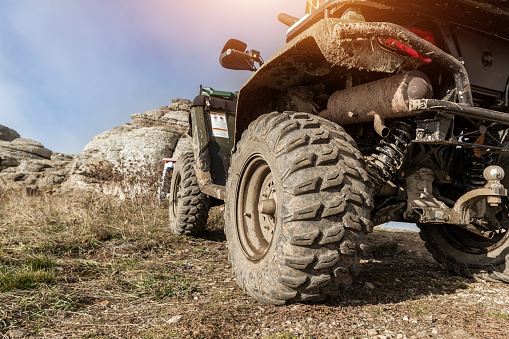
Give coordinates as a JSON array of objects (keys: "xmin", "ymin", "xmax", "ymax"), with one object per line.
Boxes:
[
  {"xmin": 0, "ymin": 187, "xmax": 199, "ymax": 336},
  {"xmin": 1, "ymin": 180, "xmax": 509, "ymax": 337},
  {"xmin": 0, "ymin": 162, "xmax": 177, "ymax": 336},
  {"xmin": 0, "ymin": 160, "xmax": 235, "ymax": 338},
  {"xmin": 0, "ymin": 190, "xmax": 165, "ymax": 244}
]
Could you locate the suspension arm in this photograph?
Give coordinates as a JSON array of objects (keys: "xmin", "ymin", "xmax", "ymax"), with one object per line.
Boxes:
[{"xmin": 410, "ymin": 166, "xmax": 507, "ymax": 238}]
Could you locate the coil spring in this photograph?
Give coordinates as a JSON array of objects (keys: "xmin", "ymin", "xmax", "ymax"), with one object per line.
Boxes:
[
  {"xmin": 367, "ymin": 121, "xmax": 413, "ymax": 187},
  {"xmin": 463, "ymin": 145, "xmax": 493, "ymax": 190}
]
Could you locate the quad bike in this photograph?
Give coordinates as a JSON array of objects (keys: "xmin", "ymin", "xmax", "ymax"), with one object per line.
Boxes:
[{"xmin": 169, "ymin": 0, "xmax": 509, "ymax": 304}]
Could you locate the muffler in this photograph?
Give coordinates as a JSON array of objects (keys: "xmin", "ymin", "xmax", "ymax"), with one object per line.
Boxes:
[{"xmin": 320, "ymin": 70, "xmax": 433, "ymax": 126}]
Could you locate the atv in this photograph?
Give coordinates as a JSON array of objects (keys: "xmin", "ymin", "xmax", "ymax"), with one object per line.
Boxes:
[{"xmin": 169, "ymin": 0, "xmax": 509, "ymax": 304}]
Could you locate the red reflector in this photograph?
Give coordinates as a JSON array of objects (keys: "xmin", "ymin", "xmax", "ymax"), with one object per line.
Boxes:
[
  {"xmin": 380, "ymin": 38, "xmax": 432, "ymax": 64},
  {"xmin": 379, "ymin": 27, "xmax": 436, "ymax": 65}
]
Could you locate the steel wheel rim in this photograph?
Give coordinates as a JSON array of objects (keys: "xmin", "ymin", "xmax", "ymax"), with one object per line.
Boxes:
[{"xmin": 236, "ymin": 154, "xmax": 277, "ymax": 261}]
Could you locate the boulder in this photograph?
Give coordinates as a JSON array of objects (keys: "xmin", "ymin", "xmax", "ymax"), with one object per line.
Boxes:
[
  {"xmin": 173, "ymin": 134, "xmax": 193, "ymax": 160},
  {"xmin": 0, "ymin": 124, "xmax": 20, "ymax": 142},
  {"xmin": 74, "ymin": 125, "xmax": 181, "ymax": 169},
  {"xmin": 0, "ymin": 125, "xmax": 74, "ymax": 192},
  {"xmin": 0, "ymin": 154, "xmax": 75, "ymax": 192},
  {"xmin": 62, "ymin": 99, "xmax": 193, "ymax": 194},
  {"xmin": 0, "ymin": 138, "xmax": 53, "ymax": 168},
  {"xmin": 130, "ymin": 99, "xmax": 191, "ymax": 132},
  {"xmin": 0, "ymin": 98, "xmax": 195, "ymax": 195}
]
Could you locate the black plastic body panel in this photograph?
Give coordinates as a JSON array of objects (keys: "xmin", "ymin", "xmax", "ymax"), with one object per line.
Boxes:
[{"xmin": 454, "ymin": 26, "xmax": 509, "ymax": 93}]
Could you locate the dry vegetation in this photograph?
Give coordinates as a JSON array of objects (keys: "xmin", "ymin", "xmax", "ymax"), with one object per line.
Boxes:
[{"xmin": 1, "ymin": 172, "xmax": 509, "ymax": 338}]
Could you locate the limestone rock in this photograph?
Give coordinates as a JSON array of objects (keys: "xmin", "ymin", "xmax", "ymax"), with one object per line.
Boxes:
[
  {"xmin": 130, "ymin": 99, "xmax": 191, "ymax": 132},
  {"xmin": 0, "ymin": 125, "xmax": 74, "ymax": 192},
  {"xmin": 62, "ymin": 99, "xmax": 193, "ymax": 193},
  {"xmin": 0, "ymin": 124, "xmax": 20, "ymax": 142},
  {"xmin": 0, "ymin": 98, "xmax": 194, "ymax": 194},
  {"xmin": 0, "ymin": 138, "xmax": 53, "ymax": 168},
  {"xmin": 17, "ymin": 159, "xmax": 52, "ymax": 173},
  {"xmin": 173, "ymin": 134, "xmax": 193, "ymax": 160},
  {"xmin": 75, "ymin": 125, "xmax": 181, "ymax": 170},
  {"xmin": 0, "ymin": 155, "xmax": 75, "ymax": 192}
]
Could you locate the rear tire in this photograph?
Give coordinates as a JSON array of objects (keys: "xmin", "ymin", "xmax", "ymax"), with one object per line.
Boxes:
[
  {"xmin": 225, "ymin": 112, "xmax": 373, "ymax": 304},
  {"xmin": 169, "ymin": 152, "xmax": 210, "ymax": 236}
]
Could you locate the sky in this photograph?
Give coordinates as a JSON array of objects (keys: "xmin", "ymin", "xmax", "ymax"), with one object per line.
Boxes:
[{"xmin": 0, "ymin": 0, "xmax": 303, "ymax": 155}]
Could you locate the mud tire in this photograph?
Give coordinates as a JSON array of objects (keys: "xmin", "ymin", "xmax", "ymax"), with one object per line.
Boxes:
[
  {"xmin": 225, "ymin": 112, "xmax": 373, "ymax": 305},
  {"xmin": 169, "ymin": 152, "xmax": 210, "ymax": 236},
  {"xmin": 419, "ymin": 224, "xmax": 509, "ymax": 283}
]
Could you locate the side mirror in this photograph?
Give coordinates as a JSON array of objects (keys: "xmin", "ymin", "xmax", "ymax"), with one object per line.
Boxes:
[{"xmin": 219, "ymin": 39, "xmax": 264, "ymax": 72}]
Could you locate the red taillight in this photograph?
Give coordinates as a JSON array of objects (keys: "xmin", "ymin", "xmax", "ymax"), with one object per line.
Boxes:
[{"xmin": 379, "ymin": 27, "xmax": 437, "ymax": 65}]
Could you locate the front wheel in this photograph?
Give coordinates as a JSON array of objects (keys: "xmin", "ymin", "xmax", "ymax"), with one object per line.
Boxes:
[
  {"xmin": 169, "ymin": 152, "xmax": 210, "ymax": 236},
  {"xmin": 225, "ymin": 112, "xmax": 374, "ymax": 304},
  {"xmin": 419, "ymin": 224, "xmax": 509, "ymax": 282},
  {"xmin": 420, "ymin": 154, "xmax": 509, "ymax": 283}
]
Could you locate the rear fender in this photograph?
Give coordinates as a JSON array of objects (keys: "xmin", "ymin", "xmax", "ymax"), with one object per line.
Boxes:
[{"xmin": 234, "ymin": 18, "xmax": 419, "ymax": 143}]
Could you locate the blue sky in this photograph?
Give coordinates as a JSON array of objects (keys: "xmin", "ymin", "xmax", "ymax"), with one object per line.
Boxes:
[{"xmin": 0, "ymin": 0, "xmax": 302, "ymax": 154}]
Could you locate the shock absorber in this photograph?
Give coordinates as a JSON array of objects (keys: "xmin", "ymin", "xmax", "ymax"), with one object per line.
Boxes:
[
  {"xmin": 366, "ymin": 121, "xmax": 413, "ymax": 189},
  {"xmin": 463, "ymin": 137, "xmax": 494, "ymax": 190}
]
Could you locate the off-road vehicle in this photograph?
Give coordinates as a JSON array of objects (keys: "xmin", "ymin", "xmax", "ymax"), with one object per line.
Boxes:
[{"xmin": 169, "ymin": 0, "xmax": 509, "ymax": 304}]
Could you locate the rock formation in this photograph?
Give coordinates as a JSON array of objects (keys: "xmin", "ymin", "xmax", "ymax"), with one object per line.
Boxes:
[
  {"xmin": 61, "ymin": 99, "xmax": 193, "ymax": 194},
  {"xmin": 0, "ymin": 124, "xmax": 20, "ymax": 142},
  {"xmin": 0, "ymin": 124, "xmax": 75, "ymax": 192},
  {"xmin": 0, "ymin": 98, "xmax": 194, "ymax": 194}
]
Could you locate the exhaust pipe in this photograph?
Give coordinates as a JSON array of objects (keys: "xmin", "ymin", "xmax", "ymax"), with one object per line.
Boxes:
[{"xmin": 320, "ymin": 70, "xmax": 433, "ymax": 127}]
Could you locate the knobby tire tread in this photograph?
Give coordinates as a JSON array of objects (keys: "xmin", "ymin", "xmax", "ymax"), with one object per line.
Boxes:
[
  {"xmin": 169, "ymin": 152, "xmax": 210, "ymax": 236},
  {"xmin": 225, "ymin": 112, "xmax": 373, "ymax": 304}
]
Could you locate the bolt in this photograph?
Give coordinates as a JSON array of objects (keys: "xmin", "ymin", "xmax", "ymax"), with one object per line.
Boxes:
[{"xmin": 445, "ymin": 175, "xmax": 451, "ymax": 182}]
